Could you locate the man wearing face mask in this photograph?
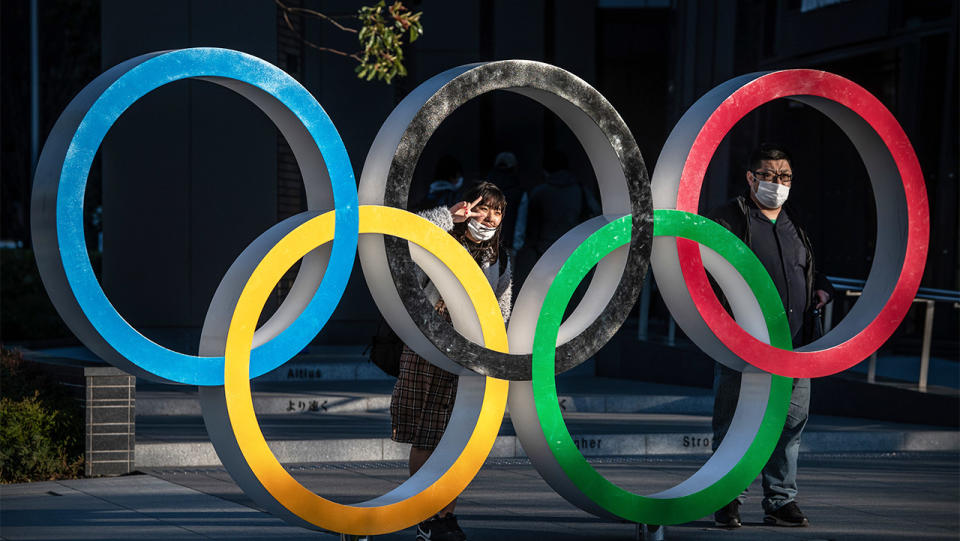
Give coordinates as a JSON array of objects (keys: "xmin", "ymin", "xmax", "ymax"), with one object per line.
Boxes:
[{"xmin": 709, "ymin": 143, "xmax": 834, "ymax": 529}]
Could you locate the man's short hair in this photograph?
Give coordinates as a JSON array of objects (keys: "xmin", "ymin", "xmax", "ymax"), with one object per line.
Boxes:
[
  {"xmin": 494, "ymin": 151, "xmax": 518, "ymax": 170},
  {"xmin": 747, "ymin": 143, "xmax": 793, "ymax": 171}
]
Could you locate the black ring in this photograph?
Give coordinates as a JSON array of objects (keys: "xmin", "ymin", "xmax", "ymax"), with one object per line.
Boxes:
[{"xmin": 382, "ymin": 60, "xmax": 652, "ymax": 380}]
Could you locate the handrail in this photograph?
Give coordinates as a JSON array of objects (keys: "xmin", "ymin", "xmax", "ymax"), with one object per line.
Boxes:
[
  {"xmin": 824, "ymin": 276, "xmax": 957, "ymax": 392},
  {"xmin": 827, "ymin": 276, "xmax": 960, "ymax": 303},
  {"xmin": 636, "ymin": 273, "xmax": 955, "ymax": 392}
]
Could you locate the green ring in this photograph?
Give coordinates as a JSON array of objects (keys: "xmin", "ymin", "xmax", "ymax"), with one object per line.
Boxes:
[{"xmin": 531, "ymin": 209, "xmax": 793, "ymax": 524}]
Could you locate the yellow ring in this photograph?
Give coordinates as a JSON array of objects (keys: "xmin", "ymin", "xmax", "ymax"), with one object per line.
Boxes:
[{"xmin": 223, "ymin": 205, "xmax": 508, "ymax": 535}]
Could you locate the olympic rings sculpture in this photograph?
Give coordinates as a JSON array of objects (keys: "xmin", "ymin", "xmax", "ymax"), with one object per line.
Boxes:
[{"xmin": 32, "ymin": 48, "xmax": 927, "ymax": 535}]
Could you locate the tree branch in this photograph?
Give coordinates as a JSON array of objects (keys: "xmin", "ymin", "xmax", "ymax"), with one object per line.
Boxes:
[
  {"xmin": 274, "ymin": 0, "xmax": 421, "ymax": 84},
  {"xmin": 277, "ymin": 4, "xmax": 361, "ymax": 62},
  {"xmin": 275, "ymin": 0, "xmax": 358, "ymax": 33}
]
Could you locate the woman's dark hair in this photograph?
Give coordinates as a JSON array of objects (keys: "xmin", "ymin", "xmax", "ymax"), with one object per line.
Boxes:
[{"xmin": 451, "ymin": 181, "xmax": 507, "ymax": 267}]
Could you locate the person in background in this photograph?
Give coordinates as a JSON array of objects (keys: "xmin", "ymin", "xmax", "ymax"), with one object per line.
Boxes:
[
  {"xmin": 418, "ymin": 155, "xmax": 465, "ymax": 210},
  {"xmin": 516, "ymin": 149, "xmax": 599, "ymax": 282},
  {"xmin": 710, "ymin": 143, "xmax": 834, "ymax": 529},
  {"xmin": 390, "ymin": 181, "xmax": 512, "ymax": 541},
  {"xmin": 486, "ymin": 151, "xmax": 528, "ymax": 260}
]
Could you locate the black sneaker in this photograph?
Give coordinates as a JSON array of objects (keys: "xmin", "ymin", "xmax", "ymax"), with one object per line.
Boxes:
[
  {"xmin": 714, "ymin": 500, "xmax": 741, "ymax": 528},
  {"xmin": 763, "ymin": 501, "xmax": 809, "ymax": 527},
  {"xmin": 416, "ymin": 513, "xmax": 467, "ymax": 541},
  {"xmin": 442, "ymin": 514, "xmax": 466, "ymax": 540}
]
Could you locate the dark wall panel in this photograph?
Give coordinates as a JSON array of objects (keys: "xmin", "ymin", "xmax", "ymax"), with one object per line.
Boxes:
[{"xmin": 101, "ymin": 0, "xmax": 277, "ymax": 352}]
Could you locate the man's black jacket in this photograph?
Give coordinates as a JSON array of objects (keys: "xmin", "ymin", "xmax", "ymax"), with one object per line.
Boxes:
[{"xmin": 707, "ymin": 195, "xmax": 836, "ymax": 346}]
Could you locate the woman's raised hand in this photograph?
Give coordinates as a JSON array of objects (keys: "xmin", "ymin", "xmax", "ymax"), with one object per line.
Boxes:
[{"xmin": 450, "ymin": 196, "xmax": 484, "ymax": 223}]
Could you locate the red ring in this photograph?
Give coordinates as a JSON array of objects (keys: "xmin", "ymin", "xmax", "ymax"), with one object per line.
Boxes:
[{"xmin": 675, "ymin": 70, "xmax": 928, "ymax": 378}]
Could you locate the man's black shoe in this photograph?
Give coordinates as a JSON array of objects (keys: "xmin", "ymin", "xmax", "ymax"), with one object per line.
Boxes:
[
  {"xmin": 763, "ymin": 501, "xmax": 809, "ymax": 527},
  {"xmin": 713, "ymin": 500, "xmax": 741, "ymax": 528},
  {"xmin": 416, "ymin": 513, "xmax": 467, "ymax": 541}
]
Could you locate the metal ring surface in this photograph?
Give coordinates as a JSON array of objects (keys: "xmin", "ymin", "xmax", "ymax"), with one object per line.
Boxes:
[
  {"xmin": 30, "ymin": 47, "xmax": 358, "ymax": 385},
  {"xmin": 511, "ymin": 210, "xmax": 792, "ymax": 524},
  {"xmin": 202, "ymin": 206, "xmax": 508, "ymax": 535},
  {"xmin": 358, "ymin": 60, "xmax": 652, "ymax": 380},
  {"xmin": 29, "ymin": 50, "xmax": 928, "ymax": 534},
  {"xmin": 650, "ymin": 69, "xmax": 928, "ymax": 377}
]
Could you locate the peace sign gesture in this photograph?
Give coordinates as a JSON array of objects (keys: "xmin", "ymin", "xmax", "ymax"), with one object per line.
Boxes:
[{"xmin": 449, "ymin": 196, "xmax": 484, "ymax": 223}]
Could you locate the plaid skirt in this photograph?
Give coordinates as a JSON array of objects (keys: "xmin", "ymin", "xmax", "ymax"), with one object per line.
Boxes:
[{"xmin": 390, "ymin": 345, "xmax": 458, "ymax": 450}]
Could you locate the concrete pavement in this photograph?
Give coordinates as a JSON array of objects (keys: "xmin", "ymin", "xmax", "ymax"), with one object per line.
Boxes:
[
  {"xmin": 8, "ymin": 347, "xmax": 958, "ymax": 539},
  {"xmin": 2, "ymin": 453, "xmax": 957, "ymax": 540}
]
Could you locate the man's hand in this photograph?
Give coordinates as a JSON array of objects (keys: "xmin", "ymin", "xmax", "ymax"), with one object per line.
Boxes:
[
  {"xmin": 450, "ymin": 196, "xmax": 483, "ymax": 223},
  {"xmin": 814, "ymin": 289, "xmax": 830, "ymax": 309}
]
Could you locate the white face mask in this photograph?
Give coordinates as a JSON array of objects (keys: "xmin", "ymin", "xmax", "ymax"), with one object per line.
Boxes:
[
  {"xmin": 467, "ymin": 218, "xmax": 498, "ymax": 241},
  {"xmin": 754, "ymin": 180, "xmax": 790, "ymax": 208}
]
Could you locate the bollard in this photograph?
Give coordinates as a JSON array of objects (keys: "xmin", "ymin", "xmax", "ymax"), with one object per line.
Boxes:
[{"xmin": 636, "ymin": 523, "xmax": 666, "ymax": 540}]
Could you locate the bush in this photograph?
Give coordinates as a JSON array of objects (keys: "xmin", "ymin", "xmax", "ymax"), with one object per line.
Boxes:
[
  {"xmin": 0, "ymin": 393, "xmax": 84, "ymax": 482},
  {"xmin": 0, "ymin": 348, "xmax": 83, "ymax": 482}
]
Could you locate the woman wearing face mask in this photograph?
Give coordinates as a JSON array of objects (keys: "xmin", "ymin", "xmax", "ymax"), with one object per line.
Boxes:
[{"xmin": 390, "ymin": 181, "xmax": 511, "ymax": 541}]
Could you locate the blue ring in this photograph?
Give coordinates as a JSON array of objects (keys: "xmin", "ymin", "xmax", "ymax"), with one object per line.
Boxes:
[{"xmin": 56, "ymin": 48, "xmax": 358, "ymax": 385}]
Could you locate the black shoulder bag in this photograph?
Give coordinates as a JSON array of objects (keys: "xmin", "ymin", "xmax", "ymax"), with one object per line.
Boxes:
[{"xmin": 366, "ymin": 319, "xmax": 403, "ymax": 378}]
